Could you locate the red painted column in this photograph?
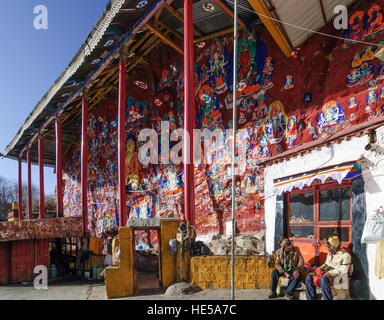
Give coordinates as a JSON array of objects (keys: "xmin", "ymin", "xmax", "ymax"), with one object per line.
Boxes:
[
  {"xmin": 55, "ymin": 118, "xmax": 63, "ymax": 217},
  {"xmin": 38, "ymin": 136, "xmax": 45, "ymax": 219},
  {"xmin": 27, "ymin": 150, "xmax": 32, "ymax": 219},
  {"xmin": 81, "ymin": 95, "xmax": 89, "ymax": 235},
  {"xmin": 18, "ymin": 159, "xmax": 23, "ymax": 220},
  {"xmin": 183, "ymin": 0, "xmax": 195, "ymax": 225},
  {"xmin": 118, "ymin": 56, "xmax": 127, "ymax": 227}
]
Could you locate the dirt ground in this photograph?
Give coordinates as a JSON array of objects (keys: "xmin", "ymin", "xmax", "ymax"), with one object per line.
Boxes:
[{"xmin": 0, "ymin": 281, "xmax": 277, "ymax": 300}]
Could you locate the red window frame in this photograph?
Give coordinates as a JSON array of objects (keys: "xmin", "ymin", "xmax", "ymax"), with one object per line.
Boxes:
[{"xmin": 286, "ymin": 180, "xmax": 353, "ymax": 247}]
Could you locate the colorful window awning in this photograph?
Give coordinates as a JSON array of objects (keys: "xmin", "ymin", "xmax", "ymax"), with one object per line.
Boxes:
[{"xmin": 273, "ymin": 162, "xmax": 360, "ymax": 196}]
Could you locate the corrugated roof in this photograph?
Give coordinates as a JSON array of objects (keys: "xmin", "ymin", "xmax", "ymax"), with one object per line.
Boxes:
[
  {"xmin": 3, "ymin": 0, "xmax": 259, "ymax": 166},
  {"xmin": 271, "ymin": 0, "xmax": 355, "ymax": 48},
  {"xmin": 6, "ymin": 0, "xmax": 357, "ymax": 165}
]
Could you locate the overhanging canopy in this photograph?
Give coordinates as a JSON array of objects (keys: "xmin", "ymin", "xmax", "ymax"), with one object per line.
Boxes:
[{"xmin": 273, "ymin": 162, "xmax": 360, "ymax": 195}]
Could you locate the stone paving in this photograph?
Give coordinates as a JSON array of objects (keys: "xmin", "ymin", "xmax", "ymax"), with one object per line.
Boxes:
[{"xmin": 0, "ymin": 281, "xmax": 288, "ymax": 300}]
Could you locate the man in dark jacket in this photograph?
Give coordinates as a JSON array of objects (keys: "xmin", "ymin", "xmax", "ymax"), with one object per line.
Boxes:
[{"xmin": 268, "ymin": 238, "xmax": 304, "ymax": 300}]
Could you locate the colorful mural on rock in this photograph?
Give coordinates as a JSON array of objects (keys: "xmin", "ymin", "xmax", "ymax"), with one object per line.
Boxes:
[
  {"xmin": 342, "ymin": 4, "xmax": 384, "ymax": 50},
  {"xmin": 60, "ymin": 0, "xmax": 384, "ymax": 242}
]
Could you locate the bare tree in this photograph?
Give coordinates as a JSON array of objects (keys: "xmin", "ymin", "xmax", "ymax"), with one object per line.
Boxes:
[
  {"xmin": 0, "ymin": 176, "xmax": 17, "ymax": 221},
  {"xmin": 0, "ymin": 175, "xmax": 54, "ymax": 221}
]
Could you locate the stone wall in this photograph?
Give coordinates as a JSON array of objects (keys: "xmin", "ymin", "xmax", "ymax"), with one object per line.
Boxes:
[{"xmin": 189, "ymin": 256, "xmax": 273, "ymax": 289}]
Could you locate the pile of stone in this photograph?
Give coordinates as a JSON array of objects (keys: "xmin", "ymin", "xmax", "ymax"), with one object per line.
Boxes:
[
  {"xmin": 203, "ymin": 230, "xmax": 265, "ymax": 256},
  {"xmin": 135, "ymin": 243, "xmax": 159, "ymax": 273},
  {"xmin": 165, "ymin": 282, "xmax": 202, "ymax": 296}
]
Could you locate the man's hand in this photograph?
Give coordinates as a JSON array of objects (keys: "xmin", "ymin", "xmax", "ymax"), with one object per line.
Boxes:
[
  {"xmin": 284, "ymin": 272, "xmax": 291, "ymax": 278},
  {"xmin": 323, "ymin": 272, "xmax": 330, "ymax": 278},
  {"xmin": 293, "ymin": 270, "xmax": 300, "ymax": 279}
]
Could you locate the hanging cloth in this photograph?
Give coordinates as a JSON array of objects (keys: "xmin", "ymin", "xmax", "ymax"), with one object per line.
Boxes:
[
  {"xmin": 273, "ymin": 162, "xmax": 359, "ymax": 196},
  {"xmin": 375, "ymin": 240, "xmax": 384, "ymax": 280}
]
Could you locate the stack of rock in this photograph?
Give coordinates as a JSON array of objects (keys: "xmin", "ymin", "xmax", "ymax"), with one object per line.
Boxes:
[
  {"xmin": 135, "ymin": 243, "xmax": 160, "ymax": 273},
  {"xmin": 203, "ymin": 230, "xmax": 265, "ymax": 256}
]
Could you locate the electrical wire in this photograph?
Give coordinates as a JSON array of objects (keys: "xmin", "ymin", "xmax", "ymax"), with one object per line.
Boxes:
[{"xmin": 224, "ymin": 0, "xmax": 384, "ymax": 48}]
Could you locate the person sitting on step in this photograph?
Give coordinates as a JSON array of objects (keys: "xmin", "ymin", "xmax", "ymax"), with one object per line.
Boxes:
[
  {"xmin": 305, "ymin": 236, "xmax": 352, "ymax": 300},
  {"xmin": 268, "ymin": 238, "xmax": 304, "ymax": 300}
]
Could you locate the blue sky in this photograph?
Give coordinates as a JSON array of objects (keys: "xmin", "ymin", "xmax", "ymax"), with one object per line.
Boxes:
[{"xmin": 0, "ymin": 0, "xmax": 109, "ymax": 195}]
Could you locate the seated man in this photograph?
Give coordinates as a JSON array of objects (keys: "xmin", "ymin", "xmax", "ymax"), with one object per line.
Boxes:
[
  {"xmin": 306, "ymin": 236, "xmax": 352, "ymax": 300},
  {"xmin": 269, "ymin": 238, "xmax": 304, "ymax": 300}
]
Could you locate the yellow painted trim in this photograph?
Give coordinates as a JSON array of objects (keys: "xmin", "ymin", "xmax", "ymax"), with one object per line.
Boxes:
[{"xmin": 247, "ymin": 0, "xmax": 292, "ymax": 57}]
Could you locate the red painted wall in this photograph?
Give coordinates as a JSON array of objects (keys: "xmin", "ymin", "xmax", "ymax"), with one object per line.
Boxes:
[
  {"xmin": 61, "ymin": 0, "xmax": 384, "ymax": 238},
  {"xmin": 0, "ymin": 243, "xmax": 11, "ymax": 284},
  {"xmin": 11, "ymin": 240, "xmax": 34, "ymax": 283},
  {"xmin": 10, "ymin": 240, "xmax": 50, "ymax": 284}
]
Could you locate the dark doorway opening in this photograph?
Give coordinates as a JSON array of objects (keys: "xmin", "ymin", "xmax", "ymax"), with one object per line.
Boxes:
[
  {"xmin": 49, "ymin": 237, "xmax": 81, "ymax": 280},
  {"xmin": 133, "ymin": 228, "xmax": 162, "ymax": 293}
]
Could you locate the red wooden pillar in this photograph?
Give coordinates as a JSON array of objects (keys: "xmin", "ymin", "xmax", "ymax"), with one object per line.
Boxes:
[
  {"xmin": 38, "ymin": 136, "xmax": 45, "ymax": 219},
  {"xmin": 118, "ymin": 56, "xmax": 127, "ymax": 227},
  {"xmin": 81, "ymin": 95, "xmax": 89, "ymax": 235},
  {"xmin": 55, "ymin": 118, "xmax": 63, "ymax": 217},
  {"xmin": 27, "ymin": 150, "xmax": 32, "ymax": 219},
  {"xmin": 183, "ymin": 0, "xmax": 195, "ymax": 225},
  {"xmin": 18, "ymin": 159, "xmax": 23, "ymax": 220}
]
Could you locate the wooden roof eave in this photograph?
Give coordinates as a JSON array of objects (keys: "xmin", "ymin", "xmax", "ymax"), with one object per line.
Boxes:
[
  {"xmin": 247, "ymin": 0, "xmax": 292, "ymax": 57},
  {"xmin": 3, "ymin": 0, "xmax": 170, "ymax": 162},
  {"xmin": 3, "ymin": 0, "xmax": 128, "ymax": 160}
]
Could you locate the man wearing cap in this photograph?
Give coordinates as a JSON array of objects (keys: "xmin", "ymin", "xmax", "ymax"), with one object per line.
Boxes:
[
  {"xmin": 305, "ymin": 236, "xmax": 352, "ymax": 300},
  {"xmin": 268, "ymin": 238, "xmax": 304, "ymax": 300}
]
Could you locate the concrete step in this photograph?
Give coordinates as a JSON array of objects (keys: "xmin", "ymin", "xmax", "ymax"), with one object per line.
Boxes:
[
  {"xmin": 276, "ymin": 277, "xmax": 351, "ymax": 300},
  {"xmin": 277, "ymin": 277, "xmax": 322, "ymax": 300}
]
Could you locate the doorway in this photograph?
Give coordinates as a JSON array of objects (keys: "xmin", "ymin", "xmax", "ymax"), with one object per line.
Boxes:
[{"xmin": 132, "ymin": 228, "xmax": 162, "ymax": 293}]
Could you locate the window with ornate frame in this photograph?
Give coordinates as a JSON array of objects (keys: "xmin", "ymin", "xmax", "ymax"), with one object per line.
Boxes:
[{"xmin": 286, "ymin": 180, "xmax": 353, "ymax": 264}]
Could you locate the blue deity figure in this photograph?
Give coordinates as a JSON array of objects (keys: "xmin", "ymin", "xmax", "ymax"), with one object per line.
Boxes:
[
  {"xmin": 264, "ymin": 101, "xmax": 287, "ymax": 144},
  {"xmin": 208, "ymin": 38, "xmax": 230, "ymax": 94},
  {"xmin": 318, "ymin": 101, "xmax": 345, "ymax": 136}
]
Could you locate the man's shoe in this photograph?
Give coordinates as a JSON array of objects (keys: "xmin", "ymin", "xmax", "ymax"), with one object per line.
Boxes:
[
  {"xmin": 268, "ymin": 291, "xmax": 277, "ymax": 299},
  {"xmin": 286, "ymin": 295, "xmax": 294, "ymax": 300}
]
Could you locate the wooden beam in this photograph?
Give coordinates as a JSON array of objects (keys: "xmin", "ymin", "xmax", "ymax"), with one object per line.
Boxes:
[
  {"xmin": 18, "ymin": 0, "xmax": 172, "ymax": 159},
  {"xmin": 119, "ymin": 9, "xmax": 145, "ymax": 14},
  {"xmin": 98, "ymin": 64, "xmax": 119, "ymax": 77},
  {"xmin": 113, "ymin": 38, "xmax": 162, "ymax": 85},
  {"xmin": 62, "ymin": 141, "xmax": 75, "ymax": 160},
  {"xmin": 164, "ymin": 4, "xmax": 203, "ymax": 37},
  {"xmin": 155, "ymin": 0, "xmax": 173, "ymax": 20},
  {"xmin": 194, "ymin": 27, "xmax": 234, "ymax": 43},
  {"xmin": 45, "ymin": 133, "xmax": 75, "ymax": 144},
  {"xmin": 319, "ymin": 0, "xmax": 327, "ymax": 25},
  {"xmin": 95, "ymin": 33, "xmax": 153, "ymax": 89},
  {"xmin": 58, "ymin": 30, "xmax": 170, "ymax": 130},
  {"xmin": 212, "ymin": 0, "xmax": 246, "ymax": 30},
  {"xmin": 128, "ymin": 39, "xmax": 162, "ymax": 76},
  {"xmin": 127, "ymin": 31, "xmax": 153, "ymax": 58},
  {"xmin": 43, "ymin": 36, "xmax": 163, "ymax": 159},
  {"xmin": 31, "ymin": 149, "xmax": 56, "ymax": 157},
  {"xmin": 156, "ymin": 20, "xmax": 184, "ymax": 41},
  {"xmin": 95, "ymin": 67, "xmax": 119, "ymax": 87},
  {"xmin": 247, "ymin": 0, "xmax": 292, "ymax": 57},
  {"xmin": 146, "ymin": 24, "xmax": 183, "ymax": 55}
]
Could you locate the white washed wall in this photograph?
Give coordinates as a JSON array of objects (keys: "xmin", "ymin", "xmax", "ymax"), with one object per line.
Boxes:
[
  {"xmin": 360, "ymin": 126, "xmax": 384, "ymax": 300},
  {"xmin": 264, "ymin": 132, "xmax": 384, "ymax": 299}
]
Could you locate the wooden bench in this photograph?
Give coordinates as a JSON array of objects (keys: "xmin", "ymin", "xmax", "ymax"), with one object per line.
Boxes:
[{"xmin": 277, "ymin": 272, "xmax": 351, "ymax": 300}]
